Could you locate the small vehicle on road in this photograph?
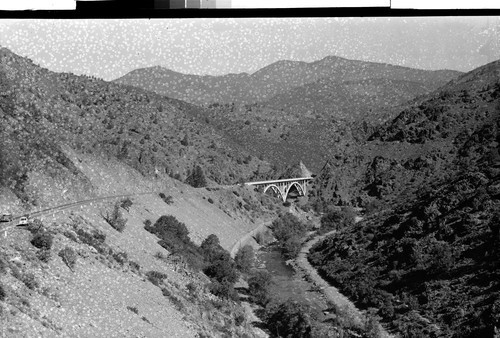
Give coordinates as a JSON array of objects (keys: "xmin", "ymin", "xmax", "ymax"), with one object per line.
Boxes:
[
  {"xmin": 18, "ymin": 216, "xmax": 29, "ymax": 226},
  {"xmin": 0, "ymin": 213, "xmax": 13, "ymax": 222}
]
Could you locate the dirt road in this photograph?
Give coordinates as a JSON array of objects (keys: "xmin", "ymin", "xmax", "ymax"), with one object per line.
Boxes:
[
  {"xmin": 294, "ymin": 229, "xmax": 395, "ymax": 338},
  {"xmin": 1, "ymin": 191, "xmax": 159, "ymax": 236}
]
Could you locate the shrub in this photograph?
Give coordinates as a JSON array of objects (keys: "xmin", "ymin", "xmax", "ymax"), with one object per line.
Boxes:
[
  {"xmin": 59, "ymin": 247, "xmax": 77, "ymax": 270},
  {"xmin": 120, "ymin": 198, "xmax": 133, "ymax": 212},
  {"xmin": 37, "ymin": 249, "xmax": 51, "ymax": 263},
  {"xmin": 146, "ymin": 270, "xmax": 168, "ymax": 286},
  {"xmin": 0, "ymin": 257, "xmax": 6, "ymax": 274},
  {"xmin": 186, "ymin": 282, "xmax": 197, "ymax": 295},
  {"xmin": 320, "ymin": 207, "xmax": 355, "ymax": 232},
  {"xmin": 103, "ymin": 203, "xmax": 127, "ymax": 232},
  {"xmin": 180, "ymin": 134, "xmax": 189, "ymax": 146},
  {"xmin": 30, "ymin": 232, "xmax": 53, "ymax": 250},
  {"xmin": 234, "ymin": 311, "xmax": 245, "ymax": 326},
  {"xmin": 27, "ymin": 219, "xmax": 44, "ymax": 234},
  {"xmin": 208, "ymin": 280, "xmax": 239, "ymax": 301},
  {"xmin": 234, "ymin": 245, "xmax": 254, "ymax": 273},
  {"xmin": 21, "ymin": 273, "xmax": 39, "ymax": 290},
  {"xmin": 248, "ymin": 270, "xmax": 272, "ymax": 306},
  {"xmin": 0, "ymin": 283, "xmax": 6, "ymax": 301},
  {"xmin": 283, "ymin": 201, "xmax": 291, "ymax": 207},
  {"xmin": 254, "ymin": 230, "xmax": 269, "ymax": 245},
  {"xmin": 112, "ymin": 251, "xmax": 128, "ymax": 266},
  {"xmin": 143, "ymin": 219, "xmax": 151, "ymax": 227},
  {"xmin": 159, "ymin": 193, "xmax": 174, "ymax": 205},
  {"xmin": 76, "ymin": 228, "xmax": 106, "ymax": 253},
  {"xmin": 129, "ymin": 260, "xmax": 141, "ymax": 272},
  {"xmin": 63, "ymin": 230, "xmax": 78, "ymax": 242},
  {"xmin": 127, "ymin": 306, "xmax": 139, "ymax": 314},
  {"xmin": 154, "ymin": 251, "xmax": 166, "ymax": 260},
  {"xmin": 207, "ymin": 197, "xmax": 214, "ymax": 204}
]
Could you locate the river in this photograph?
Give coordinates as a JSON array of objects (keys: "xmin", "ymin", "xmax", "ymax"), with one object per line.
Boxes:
[{"xmin": 256, "ymin": 242, "xmax": 331, "ymax": 319}]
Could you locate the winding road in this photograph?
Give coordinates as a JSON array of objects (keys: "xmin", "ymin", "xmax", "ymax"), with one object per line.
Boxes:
[{"xmin": 1, "ymin": 191, "xmax": 160, "ymax": 236}]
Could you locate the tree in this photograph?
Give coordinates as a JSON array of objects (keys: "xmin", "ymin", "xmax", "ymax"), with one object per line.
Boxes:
[
  {"xmin": 103, "ymin": 203, "xmax": 127, "ymax": 232},
  {"xmin": 201, "ymin": 234, "xmax": 225, "ymax": 263},
  {"xmin": 320, "ymin": 207, "xmax": 355, "ymax": 232},
  {"xmin": 265, "ymin": 300, "xmax": 316, "ymax": 338},
  {"xmin": 271, "ymin": 213, "xmax": 309, "ymax": 259},
  {"xmin": 234, "ymin": 245, "xmax": 254, "ymax": 273},
  {"xmin": 185, "ymin": 165, "xmax": 207, "ymax": 188},
  {"xmin": 248, "ymin": 270, "xmax": 272, "ymax": 306},
  {"xmin": 203, "ymin": 250, "xmax": 239, "ymax": 284},
  {"xmin": 147, "ymin": 215, "xmax": 190, "ymax": 245}
]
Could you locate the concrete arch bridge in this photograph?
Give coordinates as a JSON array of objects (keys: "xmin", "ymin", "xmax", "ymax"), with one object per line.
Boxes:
[{"xmin": 244, "ymin": 177, "xmax": 313, "ymax": 202}]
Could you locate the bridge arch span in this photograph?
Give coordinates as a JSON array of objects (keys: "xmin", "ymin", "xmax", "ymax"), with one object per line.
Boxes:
[
  {"xmin": 285, "ymin": 182, "xmax": 304, "ymax": 198},
  {"xmin": 263, "ymin": 184, "xmax": 285, "ymax": 201},
  {"xmin": 245, "ymin": 176, "xmax": 313, "ymax": 203}
]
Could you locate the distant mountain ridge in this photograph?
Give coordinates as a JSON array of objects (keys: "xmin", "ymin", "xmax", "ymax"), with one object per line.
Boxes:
[{"xmin": 113, "ymin": 56, "xmax": 462, "ymax": 105}]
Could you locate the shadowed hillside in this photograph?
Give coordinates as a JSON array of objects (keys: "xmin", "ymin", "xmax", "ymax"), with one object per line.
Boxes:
[{"xmin": 308, "ymin": 59, "xmax": 500, "ymax": 337}]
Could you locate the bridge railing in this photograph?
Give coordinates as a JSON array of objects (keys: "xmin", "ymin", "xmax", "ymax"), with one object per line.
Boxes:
[{"xmin": 244, "ymin": 177, "xmax": 313, "ymax": 186}]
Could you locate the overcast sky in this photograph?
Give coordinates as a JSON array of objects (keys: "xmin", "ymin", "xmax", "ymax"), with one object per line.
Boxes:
[{"xmin": 0, "ymin": 17, "xmax": 498, "ymax": 80}]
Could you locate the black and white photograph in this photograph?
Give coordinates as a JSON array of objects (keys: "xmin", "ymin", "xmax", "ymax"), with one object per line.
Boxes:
[{"xmin": 0, "ymin": 11, "xmax": 499, "ymax": 338}]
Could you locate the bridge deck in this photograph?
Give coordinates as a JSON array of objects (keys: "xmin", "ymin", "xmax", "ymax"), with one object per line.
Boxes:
[{"xmin": 244, "ymin": 177, "xmax": 313, "ymax": 186}]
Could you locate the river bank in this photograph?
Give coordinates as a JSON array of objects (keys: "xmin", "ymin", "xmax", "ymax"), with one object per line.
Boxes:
[{"xmin": 292, "ymin": 229, "xmax": 395, "ymax": 338}]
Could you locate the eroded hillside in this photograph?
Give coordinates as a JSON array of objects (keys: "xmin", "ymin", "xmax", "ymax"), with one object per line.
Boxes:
[{"xmin": 0, "ymin": 146, "xmax": 281, "ymax": 336}]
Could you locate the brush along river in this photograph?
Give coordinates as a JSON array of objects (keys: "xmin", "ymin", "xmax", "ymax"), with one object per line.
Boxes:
[{"xmin": 247, "ymin": 219, "xmax": 393, "ymax": 337}]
